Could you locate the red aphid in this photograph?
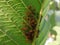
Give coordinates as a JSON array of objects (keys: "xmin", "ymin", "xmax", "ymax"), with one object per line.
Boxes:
[{"xmin": 21, "ymin": 27, "xmax": 28, "ymax": 31}]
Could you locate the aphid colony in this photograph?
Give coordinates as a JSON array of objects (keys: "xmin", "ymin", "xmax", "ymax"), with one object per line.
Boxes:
[{"xmin": 21, "ymin": 5, "xmax": 41, "ymax": 42}]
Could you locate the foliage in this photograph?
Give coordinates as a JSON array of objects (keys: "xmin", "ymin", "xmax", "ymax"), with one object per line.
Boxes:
[{"xmin": 0, "ymin": 0, "xmax": 54, "ymax": 45}]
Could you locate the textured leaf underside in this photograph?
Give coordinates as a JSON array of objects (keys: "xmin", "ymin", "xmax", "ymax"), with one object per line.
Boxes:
[{"xmin": 0, "ymin": 0, "xmax": 32, "ymax": 45}]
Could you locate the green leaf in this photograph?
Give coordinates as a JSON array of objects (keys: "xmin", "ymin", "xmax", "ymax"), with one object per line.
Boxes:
[
  {"xmin": 0, "ymin": 0, "xmax": 54, "ymax": 45},
  {"xmin": 49, "ymin": 13, "xmax": 56, "ymax": 27},
  {"xmin": 35, "ymin": 0, "xmax": 51, "ymax": 45},
  {"xmin": 36, "ymin": 19, "xmax": 51, "ymax": 45},
  {"xmin": 22, "ymin": 0, "xmax": 42, "ymax": 12},
  {"xmin": 0, "ymin": 0, "xmax": 32, "ymax": 45}
]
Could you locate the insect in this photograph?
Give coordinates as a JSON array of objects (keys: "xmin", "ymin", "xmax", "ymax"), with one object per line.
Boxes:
[
  {"xmin": 21, "ymin": 5, "xmax": 42, "ymax": 42},
  {"xmin": 21, "ymin": 27, "xmax": 28, "ymax": 31}
]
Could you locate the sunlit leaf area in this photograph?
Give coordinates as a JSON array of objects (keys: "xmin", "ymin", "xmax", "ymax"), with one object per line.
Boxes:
[{"xmin": 0, "ymin": 0, "xmax": 60, "ymax": 45}]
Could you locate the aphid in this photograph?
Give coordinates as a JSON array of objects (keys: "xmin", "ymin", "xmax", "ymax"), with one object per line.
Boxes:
[
  {"xmin": 28, "ymin": 5, "xmax": 32, "ymax": 10},
  {"xmin": 24, "ymin": 5, "xmax": 37, "ymax": 41},
  {"xmin": 25, "ymin": 30, "xmax": 35, "ymax": 42},
  {"xmin": 22, "ymin": 5, "xmax": 42, "ymax": 42},
  {"xmin": 27, "ymin": 5, "xmax": 36, "ymax": 16},
  {"xmin": 21, "ymin": 27, "xmax": 28, "ymax": 31}
]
